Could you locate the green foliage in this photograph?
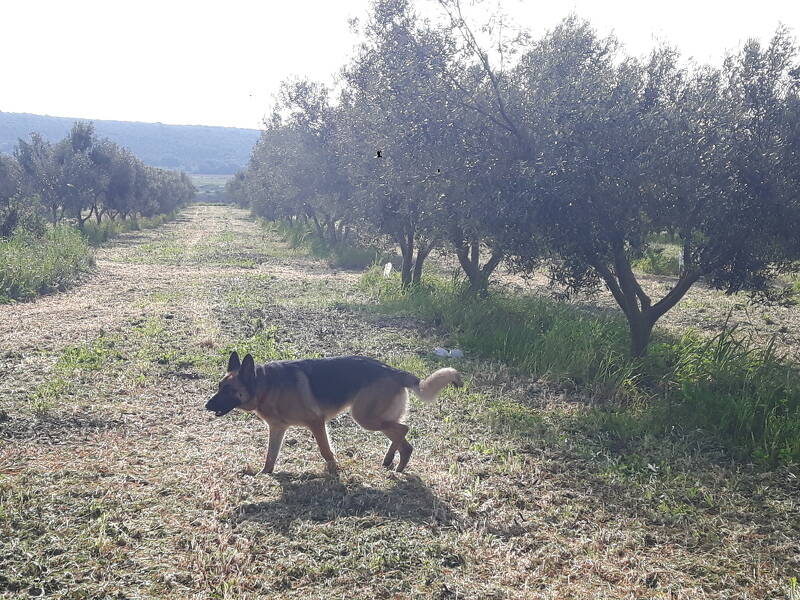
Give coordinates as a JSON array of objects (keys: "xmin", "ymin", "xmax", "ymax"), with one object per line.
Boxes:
[
  {"xmin": 11, "ymin": 121, "xmax": 195, "ymax": 228},
  {"xmin": 272, "ymin": 220, "xmax": 384, "ymax": 270},
  {"xmin": 633, "ymin": 245, "xmax": 682, "ymax": 277},
  {"xmin": 81, "ymin": 212, "xmax": 177, "ymax": 246},
  {"xmin": 0, "ymin": 225, "xmax": 93, "ymax": 302},
  {"xmin": 360, "ymin": 268, "xmax": 800, "ymax": 465}
]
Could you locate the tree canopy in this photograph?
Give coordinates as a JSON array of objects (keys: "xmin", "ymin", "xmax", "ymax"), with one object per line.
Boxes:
[
  {"xmin": 2, "ymin": 121, "xmax": 195, "ymax": 235},
  {"xmin": 229, "ymin": 0, "xmax": 800, "ymax": 356}
]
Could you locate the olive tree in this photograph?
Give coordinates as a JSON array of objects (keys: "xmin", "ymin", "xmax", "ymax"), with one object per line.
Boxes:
[
  {"xmin": 444, "ymin": 11, "xmax": 800, "ymax": 356},
  {"xmin": 528, "ymin": 25, "xmax": 800, "ymax": 356}
]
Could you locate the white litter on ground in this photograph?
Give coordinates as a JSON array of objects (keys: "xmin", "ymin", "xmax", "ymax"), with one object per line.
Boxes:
[{"xmin": 432, "ymin": 347, "xmax": 464, "ymax": 358}]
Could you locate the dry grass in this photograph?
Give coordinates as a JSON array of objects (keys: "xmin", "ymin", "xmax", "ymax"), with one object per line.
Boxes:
[{"xmin": 1, "ymin": 206, "xmax": 798, "ymax": 599}]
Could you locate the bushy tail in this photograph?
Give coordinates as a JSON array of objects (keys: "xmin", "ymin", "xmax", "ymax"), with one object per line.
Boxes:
[{"xmin": 409, "ymin": 368, "xmax": 463, "ymax": 403}]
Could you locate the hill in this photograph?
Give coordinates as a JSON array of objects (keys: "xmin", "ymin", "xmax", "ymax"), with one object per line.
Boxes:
[{"xmin": 0, "ymin": 111, "xmax": 260, "ymax": 174}]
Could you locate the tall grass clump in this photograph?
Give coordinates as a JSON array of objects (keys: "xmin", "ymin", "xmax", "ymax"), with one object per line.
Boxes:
[
  {"xmin": 360, "ymin": 267, "xmax": 800, "ymax": 465},
  {"xmin": 359, "ymin": 268, "xmax": 639, "ymax": 399},
  {"xmin": 270, "ymin": 220, "xmax": 384, "ymax": 270},
  {"xmin": 81, "ymin": 212, "xmax": 177, "ymax": 246},
  {"xmin": 660, "ymin": 329, "xmax": 800, "ymax": 464},
  {"xmin": 0, "ymin": 225, "xmax": 93, "ymax": 302}
]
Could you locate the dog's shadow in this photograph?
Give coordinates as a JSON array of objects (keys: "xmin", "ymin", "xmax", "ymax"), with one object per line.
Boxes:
[{"xmin": 236, "ymin": 471, "xmax": 456, "ymax": 531}]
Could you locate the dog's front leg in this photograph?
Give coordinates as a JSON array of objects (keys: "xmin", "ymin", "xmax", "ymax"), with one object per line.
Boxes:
[
  {"xmin": 261, "ymin": 424, "xmax": 287, "ymax": 474},
  {"xmin": 309, "ymin": 421, "xmax": 338, "ymax": 474}
]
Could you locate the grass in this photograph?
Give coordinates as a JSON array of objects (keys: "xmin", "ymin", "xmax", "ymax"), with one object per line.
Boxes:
[
  {"xmin": 81, "ymin": 212, "xmax": 178, "ymax": 246},
  {"xmin": 358, "ymin": 267, "xmax": 800, "ymax": 465},
  {"xmin": 2, "ymin": 206, "xmax": 798, "ymax": 599},
  {"xmin": 0, "ymin": 225, "xmax": 93, "ymax": 303},
  {"xmin": 270, "ymin": 220, "xmax": 385, "ymax": 270},
  {"xmin": 0, "ymin": 210, "xmax": 182, "ymax": 303}
]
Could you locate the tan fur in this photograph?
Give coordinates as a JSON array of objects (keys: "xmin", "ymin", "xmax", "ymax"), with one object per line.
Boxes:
[
  {"xmin": 216, "ymin": 361, "xmax": 461, "ymax": 474},
  {"xmin": 410, "ymin": 368, "xmax": 463, "ymax": 403}
]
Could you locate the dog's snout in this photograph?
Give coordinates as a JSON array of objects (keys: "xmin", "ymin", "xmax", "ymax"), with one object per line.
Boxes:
[{"xmin": 205, "ymin": 392, "xmax": 240, "ymax": 417}]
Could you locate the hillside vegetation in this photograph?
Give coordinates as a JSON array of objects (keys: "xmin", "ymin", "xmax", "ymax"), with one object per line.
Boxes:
[{"xmin": 0, "ymin": 112, "xmax": 260, "ymax": 174}]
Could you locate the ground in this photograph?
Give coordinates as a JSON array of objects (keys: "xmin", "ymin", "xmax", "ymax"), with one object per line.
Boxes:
[{"xmin": 1, "ymin": 205, "xmax": 798, "ymax": 599}]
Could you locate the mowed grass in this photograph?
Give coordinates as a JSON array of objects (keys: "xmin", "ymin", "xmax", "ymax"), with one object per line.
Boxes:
[{"xmin": 1, "ymin": 205, "xmax": 798, "ymax": 599}]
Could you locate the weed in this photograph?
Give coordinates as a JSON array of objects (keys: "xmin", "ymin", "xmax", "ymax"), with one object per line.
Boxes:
[
  {"xmin": 633, "ymin": 244, "xmax": 681, "ymax": 276},
  {"xmin": 0, "ymin": 225, "xmax": 93, "ymax": 302}
]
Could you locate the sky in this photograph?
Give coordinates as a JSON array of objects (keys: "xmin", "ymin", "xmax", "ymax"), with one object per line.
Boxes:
[{"xmin": 2, "ymin": 0, "xmax": 799, "ymax": 130}]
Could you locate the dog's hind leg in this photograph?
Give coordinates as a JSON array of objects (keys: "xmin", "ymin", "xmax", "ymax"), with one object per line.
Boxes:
[
  {"xmin": 381, "ymin": 422, "xmax": 413, "ymax": 472},
  {"xmin": 261, "ymin": 424, "xmax": 287, "ymax": 474},
  {"xmin": 382, "ymin": 439, "xmax": 400, "ymax": 468},
  {"xmin": 351, "ymin": 386, "xmax": 413, "ymax": 471},
  {"xmin": 309, "ymin": 421, "xmax": 338, "ymax": 474}
]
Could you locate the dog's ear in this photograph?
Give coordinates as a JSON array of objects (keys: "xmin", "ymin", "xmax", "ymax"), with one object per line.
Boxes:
[
  {"xmin": 227, "ymin": 351, "xmax": 241, "ymax": 372},
  {"xmin": 240, "ymin": 353, "xmax": 256, "ymax": 382}
]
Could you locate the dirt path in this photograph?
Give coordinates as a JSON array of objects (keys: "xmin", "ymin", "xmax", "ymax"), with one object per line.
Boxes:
[{"xmin": 1, "ymin": 205, "xmax": 797, "ymax": 600}]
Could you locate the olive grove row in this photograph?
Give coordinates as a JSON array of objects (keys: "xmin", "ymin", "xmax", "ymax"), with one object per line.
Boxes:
[
  {"xmin": 0, "ymin": 122, "xmax": 195, "ymax": 234},
  {"xmin": 228, "ymin": 0, "xmax": 800, "ymax": 356}
]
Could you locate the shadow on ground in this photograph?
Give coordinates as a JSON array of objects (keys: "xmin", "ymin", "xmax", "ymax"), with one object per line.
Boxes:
[{"xmin": 236, "ymin": 471, "xmax": 457, "ymax": 532}]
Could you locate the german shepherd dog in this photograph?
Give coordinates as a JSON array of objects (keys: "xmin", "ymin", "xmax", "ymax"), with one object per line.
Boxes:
[{"xmin": 205, "ymin": 352, "xmax": 462, "ymax": 473}]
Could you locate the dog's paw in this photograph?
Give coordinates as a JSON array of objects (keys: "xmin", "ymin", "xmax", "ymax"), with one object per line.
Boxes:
[
  {"xmin": 259, "ymin": 466, "xmax": 275, "ymax": 475},
  {"xmin": 325, "ymin": 461, "xmax": 339, "ymax": 475}
]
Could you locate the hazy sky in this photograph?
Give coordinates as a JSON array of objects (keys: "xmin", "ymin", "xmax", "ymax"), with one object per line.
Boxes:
[{"xmin": 2, "ymin": 0, "xmax": 798, "ymax": 130}]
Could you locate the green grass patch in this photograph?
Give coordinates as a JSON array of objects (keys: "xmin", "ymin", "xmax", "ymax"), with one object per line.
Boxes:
[
  {"xmin": 360, "ymin": 268, "xmax": 638, "ymax": 399},
  {"xmin": 81, "ymin": 212, "xmax": 178, "ymax": 246},
  {"xmin": 633, "ymin": 244, "xmax": 682, "ymax": 276},
  {"xmin": 25, "ymin": 335, "xmax": 124, "ymax": 417},
  {"xmin": 270, "ymin": 220, "xmax": 385, "ymax": 270},
  {"xmin": 359, "ymin": 268, "xmax": 800, "ymax": 465},
  {"xmin": 0, "ymin": 225, "xmax": 93, "ymax": 303}
]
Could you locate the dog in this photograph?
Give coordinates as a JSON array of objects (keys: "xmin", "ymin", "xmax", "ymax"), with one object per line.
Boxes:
[{"xmin": 205, "ymin": 352, "xmax": 462, "ymax": 474}]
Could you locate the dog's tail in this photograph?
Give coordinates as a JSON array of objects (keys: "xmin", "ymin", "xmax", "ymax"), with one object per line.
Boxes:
[{"xmin": 408, "ymin": 368, "xmax": 463, "ymax": 403}]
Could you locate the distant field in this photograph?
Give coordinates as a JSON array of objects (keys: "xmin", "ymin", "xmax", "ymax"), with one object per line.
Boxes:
[
  {"xmin": 190, "ymin": 174, "xmax": 232, "ymax": 202},
  {"xmin": 189, "ymin": 174, "xmax": 234, "ymax": 188}
]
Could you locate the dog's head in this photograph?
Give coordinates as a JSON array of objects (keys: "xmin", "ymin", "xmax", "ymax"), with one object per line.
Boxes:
[{"xmin": 205, "ymin": 351, "xmax": 257, "ymax": 417}]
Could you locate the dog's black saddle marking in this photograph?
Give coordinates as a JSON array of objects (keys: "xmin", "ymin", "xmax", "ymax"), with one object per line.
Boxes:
[{"xmin": 260, "ymin": 356, "xmax": 419, "ymax": 407}]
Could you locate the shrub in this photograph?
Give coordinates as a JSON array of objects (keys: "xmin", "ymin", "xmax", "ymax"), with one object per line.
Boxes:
[{"xmin": 633, "ymin": 245, "xmax": 681, "ymax": 277}]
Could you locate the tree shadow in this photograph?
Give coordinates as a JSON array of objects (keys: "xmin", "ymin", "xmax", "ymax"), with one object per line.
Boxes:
[{"xmin": 236, "ymin": 471, "xmax": 457, "ymax": 532}]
